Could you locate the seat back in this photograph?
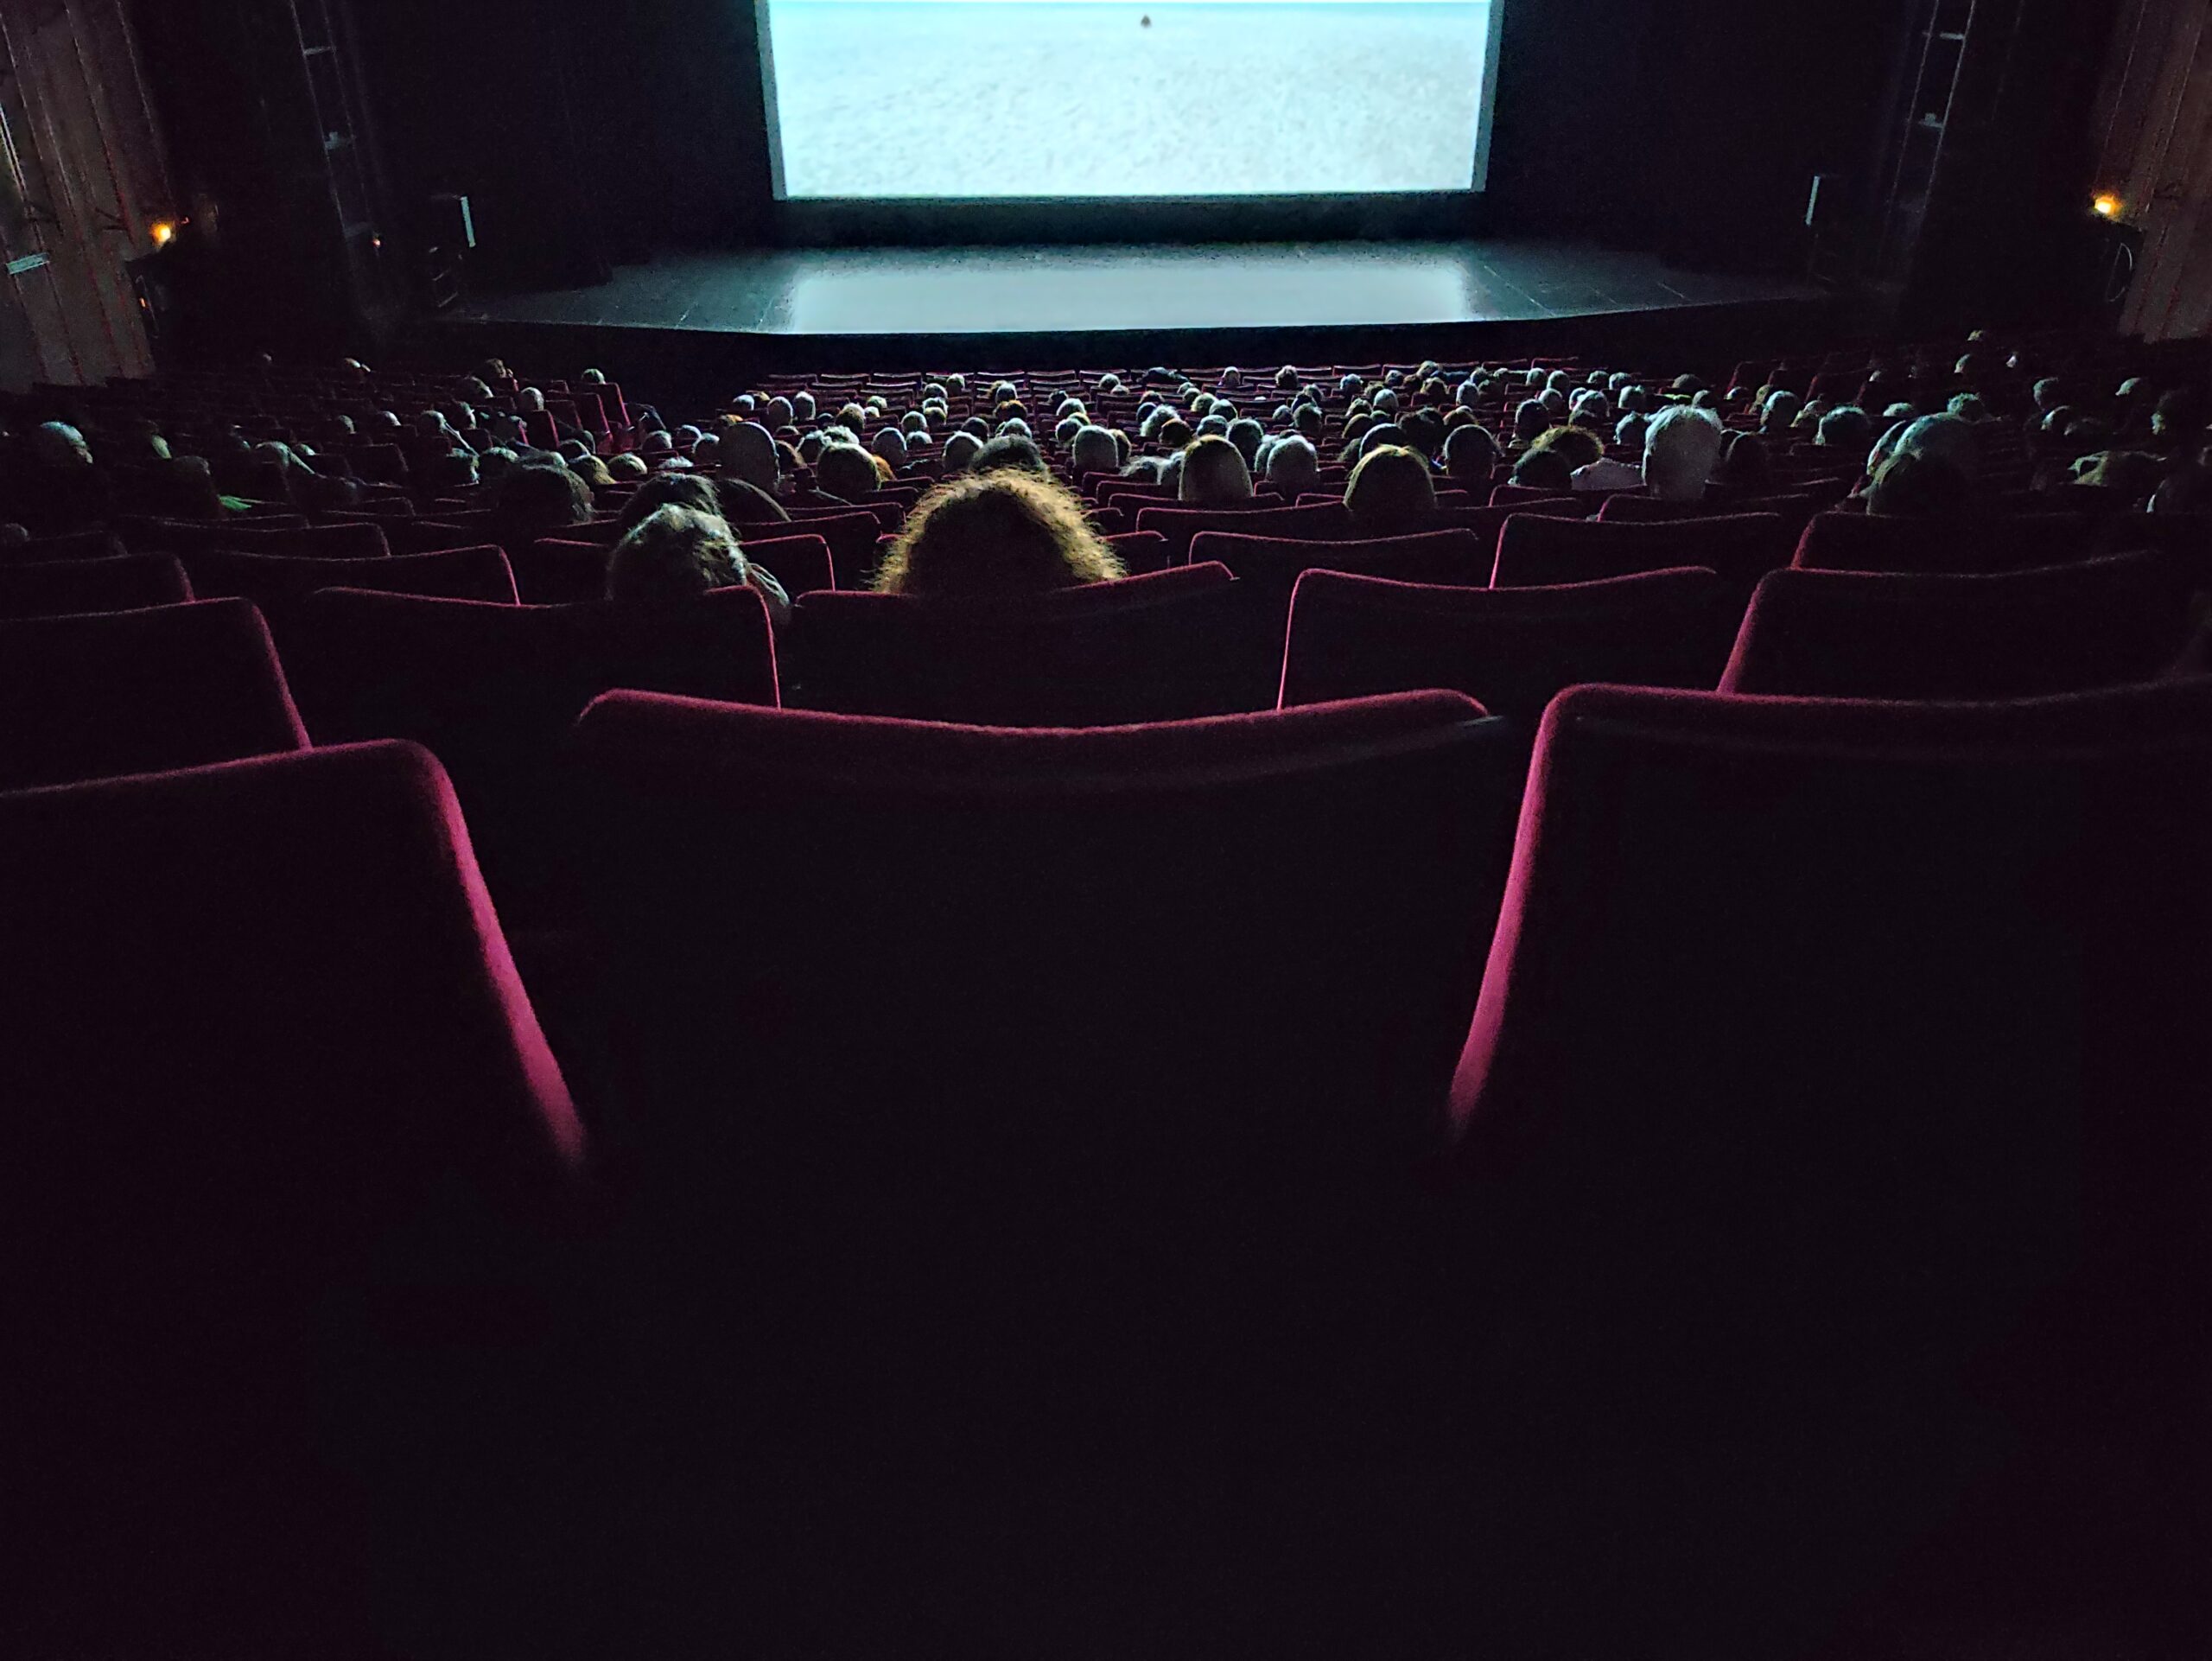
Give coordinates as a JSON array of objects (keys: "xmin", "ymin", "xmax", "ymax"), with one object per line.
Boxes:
[
  {"xmin": 1492, "ymin": 512, "xmax": 1789, "ymax": 591},
  {"xmin": 1452, "ymin": 680, "xmax": 2212, "ymax": 1441},
  {"xmin": 1191, "ymin": 526, "xmax": 1494, "ymax": 589},
  {"xmin": 298, "ymin": 585, "xmax": 778, "ymax": 914},
  {"xmin": 791, "ymin": 563, "xmax": 1265, "ymax": 722},
  {"xmin": 1282, "ymin": 566, "xmax": 1736, "ymax": 722},
  {"xmin": 1721, "ymin": 555, "xmax": 2192, "ymax": 698},
  {"xmin": 521, "ymin": 531, "xmax": 835, "ymax": 605},
  {"xmin": 1794, "ymin": 510, "xmax": 2097, "ymax": 574},
  {"xmin": 0, "ymin": 599, "xmax": 307, "ymax": 789},
  {"xmin": 123, "ymin": 518, "xmax": 392, "ymax": 561},
  {"xmin": 573, "ymin": 689, "xmax": 1524, "ymax": 1452},
  {"xmin": 0, "ymin": 741, "xmax": 582, "ymax": 1659},
  {"xmin": 1133, "ymin": 500, "xmax": 1354, "ymax": 561},
  {"xmin": 0, "ymin": 552, "xmax": 191, "ymax": 619}
]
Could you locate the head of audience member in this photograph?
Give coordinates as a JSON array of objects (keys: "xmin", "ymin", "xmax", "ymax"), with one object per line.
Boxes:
[
  {"xmin": 1539, "ymin": 388, "xmax": 1568, "ymax": 419},
  {"xmin": 1642, "ymin": 404, "xmax": 1726, "ymax": 501},
  {"xmin": 1293, "ymin": 402, "xmax": 1325, "ymax": 442},
  {"xmin": 871, "ymin": 428, "xmax": 909, "ymax": 471},
  {"xmin": 1195, "ymin": 414, "xmax": 1230, "ymax": 440},
  {"xmin": 1513, "ymin": 399, "xmax": 1550, "ymax": 444},
  {"xmin": 1224, "ymin": 416, "xmax": 1267, "ymax": 468},
  {"xmin": 1510, "ymin": 446, "xmax": 1575, "ymax": 491},
  {"xmin": 1717, "ymin": 430, "xmax": 1771, "ymax": 492},
  {"xmin": 1071, "ymin": 423, "xmax": 1119, "ymax": 478},
  {"xmin": 1947, "ymin": 392, "xmax": 1990, "ymax": 423},
  {"xmin": 1815, "ymin": 405, "xmax": 1873, "ymax": 455},
  {"xmin": 874, "ymin": 471, "xmax": 1123, "ymax": 598},
  {"xmin": 1613, "ymin": 411, "xmax": 1649, "ymax": 456},
  {"xmin": 2150, "ymin": 461, "xmax": 2212, "ymax": 515},
  {"xmin": 2152, "ymin": 388, "xmax": 2205, "ymax": 452},
  {"xmin": 1178, "ymin": 434, "xmax": 1255, "ymax": 505},
  {"xmin": 1893, "ymin": 412, "xmax": 1978, "ymax": 479},
  {"xmin": 606, "ymin": 506, "xmax": 753, "ymax": 604},
  {"xmin": 607, "ymin": 451, "xmax": 650, "ymax": 482},
  {"xmin": 615, "ymin": 471, "xmax": 722, "ymax": 533},
  {"xmin": 972, "ymin": 433, "xmax": 1049, "ymax": 477},
  {"xmin": 815, "ymin": 441, "xmax": 880, "ymax": 502},
  {"xmin": 1758, "ymin": 390, "xmax": 1801, "ymax": 436},
  {"xmin": 1866, "ymin": 450, "xmax": 1971, "ymax": 518},
  {"xmin": 31, "ymin": 421, "xmax": 93, "ymax": 469},
  {"xmin": 1529, "ymin": 424, "xmax": 1602, "ymax": 474},
  {"xmin": 1265, "ymin": 431, "xmax": 1309, "ymax": 497},
  {"xmin": 1156, "ymin": 417, "xmax": 1193, "ymax": 451},
  {"xmin": 497, "ymin": 461, "xmax": 593, "ymax": 534},
  {"xmin": 1344, "ymin": 443, "xmax": 1437, "ymax": 531},
  {"xmin": 1442, "ymin": 423, "xmax": 1499, "ymax": 484},
  {"xmin": 942, "ymin": 430, "xmax": 984, "ymax": 472}
]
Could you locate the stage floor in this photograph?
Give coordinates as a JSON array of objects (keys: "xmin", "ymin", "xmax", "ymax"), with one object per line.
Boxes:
[{"xmin": 452, "ymin": 239, "xmax": 1822, "ymax": 338}]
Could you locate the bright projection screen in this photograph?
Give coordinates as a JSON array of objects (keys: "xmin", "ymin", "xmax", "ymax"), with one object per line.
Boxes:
[{"xmin": 759, "ymin": 0, "xmax": 1504, "ymax": 200}]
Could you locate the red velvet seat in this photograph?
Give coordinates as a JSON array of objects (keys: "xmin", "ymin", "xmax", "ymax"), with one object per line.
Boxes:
[
  {"xmin": 123, "ymin": 518, "xmax": 392, "ymax": 560},
  {"xmin": 182, "ymin": 544, "xmax": 518, "ymax": 611},
  {"xmin": 0, "ymin": 599, "xmax": 307, "ymax": 790},
  {"xmin": 1191, "ymin": 526, "xmax": 1494, "ymax": 589},
  {"xmin": 767, "ymin": 507, "xmax": 887, "ymax": 578},
  {"xmin": 1452, "ymin": 680, "xmax": 2212, "ymax": 1462},
  {"xmin": 571, "ymin": 687, "xmax": 1523, "ymax": 1492},
  {"xmin": 1281, "ymin": 566, "xmax": 1735, "ymax": 722},
  {"xmin": 0, "ymin": 740, "xmax": 586, "ymax": 1660},
  {"xmin": 297, "ymin": 585, "xmax": 778, "ymax": 915},
  {"xmin": 1133, "ymin": 500, "xmax": 1354, "ymax": 562},
  {"xmin": 1492, "ymin": 511, "xmax": 1790, "ymax": 591},
  {"xmin": 0, "ymin": 552, "xmax": 192, "ymax": 619},
  {"xmin": 790, "ymin": 563, "xmax": 1266, "ymax": 722},
  {"xmin": 1793, "ymin": 510, "xmax": 2098, "ymax": 574},
  {"xmin": 1720, "ymin": 555, "xmax": 2190, "ymax": 699}
]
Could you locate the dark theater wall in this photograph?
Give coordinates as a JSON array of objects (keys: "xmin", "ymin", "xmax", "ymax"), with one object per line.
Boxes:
[{"xmin": 2091, "ymin": 0, "xmax": 2212, "ymax": 340}]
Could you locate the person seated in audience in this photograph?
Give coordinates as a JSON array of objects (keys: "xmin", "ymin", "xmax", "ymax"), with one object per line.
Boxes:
[
  {"xmin": 1715, "ymin": 431, "xmax": 1772, "ymax": 493},
  {"xmin": 1071, "ymin": 424, "xmax": 1119, "ymax": 478},
  {"xmin": 872, "ymin": 428, "xmax": 910, "ymax": 473},
  {"xmin": 972, "ymin": 433, "xmax": 1049, "ymax": 476},
  {"xmin": 1642, "ymin": 404, "xmax": 1726, "ymax": 503},
  {"xmin": 1442, "ymin": 423, "xmax": 1499, "ymax": 486},
  {"xmin": 874, "ymin": 471, "xmax": 1122, "ymax": 597},
  {"xmin": 1179, "ymin": 433, "xmax": 1255, "ymax": 505},
  {"xmin": 1263, "ymin": 433, "xmax": 1320, "ymax": 496},
  {"xmin": 1120, "ymin": 456, "xmax": 1165, "ymax": 483},
  {"xmin": 616, "ymin": 472, "xmax": 721, "ymax": 532},
  {"xmin": 816, "ymin": 441, "xmax": 881, "ymax": 502},
  {"xmin": 1226, "ymin": 417, "xmax": 1266, "ymax": 469},
  {"xmin": 1344, "ymin": 443, "xmax": 1437, "ymax": 531},
  {"xmin": 492, "ymin": 461, "xmax": 594, "ymax": 548},
  {"xmin": 2151, "ymin": 388, "xmax": 2205, "ymax": 456},
  {"xmin": 1155, "ymin": 417, "xmax": 1193, "ymax": 451},
  {"xmin": 942, "ymin": 430, "xmax": 984, "ymax": 473},
  {"xmin": 1511, "ymin": 398, "xmax": 1550, "ymax": 448},
  {"xmin": 2150, "ymin": 458, "xmax": 2212, "ymax": 515},
  {"xmin": 606, "ymin": 452, "xmax": 650, "ymax": 482},
  {"xmin": 1816, "ymin": 405, "xmax": 1873, "ymax": 455},
  {"xmin": 1866, "ymin": 450, "xmax": 1970, "ymax": 517},
  {"xmin": 606, "ymin": 503, "xmax": 791, "ymax": 626},
  {"xmin": 1510, "ymin": 447, "xmax": 1575, "ymax": 491}
]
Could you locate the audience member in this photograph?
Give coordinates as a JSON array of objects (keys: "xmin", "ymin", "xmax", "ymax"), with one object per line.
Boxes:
[
  {"xmin": 1344, "ymin": 444, "xmax": 1436, "ymax": 531},
  {"xmin": 1642, "ymin": 405, "xmax": 1726, "ymax": 502},
  {"xmin": 874, "ymin": 472, "xmax": 1122, "ymax": 597},
  {"xmin": 606, "ymin": 504, "xmax": 791, "ymax": 625},
  {"xmin": 1178, "ymin": 434, "xmax": 1255, "ymax": 505}
]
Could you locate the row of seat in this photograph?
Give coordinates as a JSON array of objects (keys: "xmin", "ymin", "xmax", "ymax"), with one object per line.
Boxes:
[{"xmin": 9, "ymin": 667, "xmax": 2209, "ymax": 1653}]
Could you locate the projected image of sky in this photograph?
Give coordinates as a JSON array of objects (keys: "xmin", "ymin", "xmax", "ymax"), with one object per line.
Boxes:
[{"xmin": 762, "ymin": 0, "xmax": 1499, "ymax": 199}]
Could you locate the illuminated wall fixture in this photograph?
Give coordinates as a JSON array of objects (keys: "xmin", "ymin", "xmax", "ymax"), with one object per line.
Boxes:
[
  {"xmin": 149, "ymin": 220, "xmax": 175, "ymax": 246},
  {"xmin": 2092, "ymin": 193, "xmax": 2124, "ymax": 220}
]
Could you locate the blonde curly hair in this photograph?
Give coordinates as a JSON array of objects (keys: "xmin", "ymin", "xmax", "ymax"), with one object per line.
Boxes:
[{"xmin": 874, "ymin": 471, "xmax": 1123, "ymax": 597}]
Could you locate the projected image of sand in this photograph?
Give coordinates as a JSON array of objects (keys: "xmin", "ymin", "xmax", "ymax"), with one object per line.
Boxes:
[{"xmin": 765, "ymin": 0, "xmax": 1496, "ymax": 198}]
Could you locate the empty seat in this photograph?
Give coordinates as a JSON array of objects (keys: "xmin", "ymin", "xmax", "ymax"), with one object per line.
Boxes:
[
  {"xmin": 1191, "ymin": 526, "xmax": 1494, "ymax": 589},
  {"xmin": 572, "ymin": 687, "xmax": 1524, "ymax": 1501},
  {"xmin": 0, "ymin": 740, "xmax": 586, "ymax": 1660},
  {"xmin": 0, "ymin": 552, "xmax": 191, "ymax": 619},
  {"xmin": 1720, "ymin": 555, "xmax": 2191, "ymax": 699},
  {"xmin": 1133, "ymin": 500, "xmax": 1354, "ymax": 562},
  {"xmin": 183, "ymin": 544, "xmax": 518, "ymax": 612},
  {"xmin": 1281, "ymin": 566, "xmax": 1736, "ymax": 722},
  {"xmin": 298, "ymin": 585, "xmax": 779, "ymax": 913},
  {"xmin": 1793, "ymin": 510, "xmax": 2097, "ymax": 574},
  {"xmin": 0, "ymin": 599, "xmax": 307, "ymax": 790},
  {"xmin": 791, "ymin": 562, "xmax": 1268, "ymax": 722},
  {"xmin": 1452, "ymin": 680, "xmax": 2212, "ymax": 1462},
  {"xmin": 123, "ymin": 518, "xmax": 393, "ymax": 560},
  {"xmin": 1492, "ymin": 512, "xmax": 1790, "ymax": 591}
]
